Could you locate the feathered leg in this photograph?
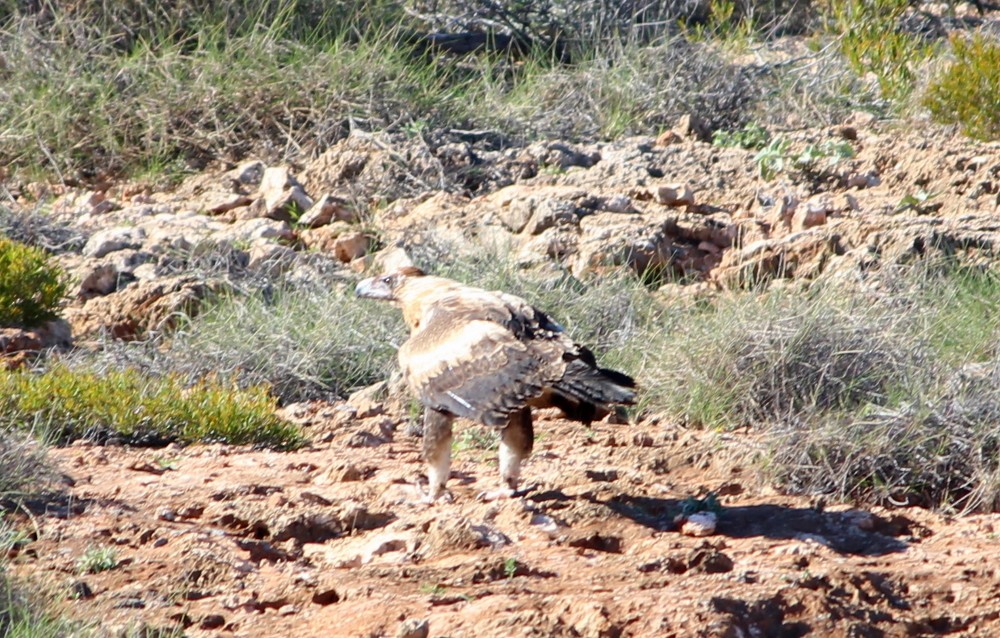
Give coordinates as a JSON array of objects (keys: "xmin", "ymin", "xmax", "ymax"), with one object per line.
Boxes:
[
  {"xmin": 422, "ymin": 409, "xmax": 454, "ymax": 502},
  {"xmin": 483, "ymin": 407, "xmax": 534, "ymax": 500}
]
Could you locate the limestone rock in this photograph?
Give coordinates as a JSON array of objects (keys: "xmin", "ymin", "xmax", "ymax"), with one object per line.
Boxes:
[
  {"xmin": 258, "ymin": 166, "xmax": 314, "ymax": 222},
  {"xmin": 654, "ymin": 183, "xmax": 696, "ymax": 207},
  {"xmin": 83, "ymin": 227, "xmax": 146, "ymax": 258},
  {"xmin": 299, "ymin": 193, "xmax": 355, "ymax": 228},
  {"xmin": 573, "ymin": 212, "xmax": 678, "ymax": 277},
  {"xmin": 66, "ymin": 278, "xmax": 224, "ymax": 340}
]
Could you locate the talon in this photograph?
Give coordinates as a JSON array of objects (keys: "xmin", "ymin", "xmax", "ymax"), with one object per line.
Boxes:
[
  {"xmin": 416, "ymin": 483, "xmax": 453, "ymax": 504},
  {"xmin": 477, "ymin": 487, "xmax": 517, "ymax": 502}
]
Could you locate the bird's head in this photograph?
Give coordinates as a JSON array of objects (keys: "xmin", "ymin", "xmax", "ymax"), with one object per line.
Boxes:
[{"xmin": 355, "ymin": 266, "xmax": 427, "ymax": 302}]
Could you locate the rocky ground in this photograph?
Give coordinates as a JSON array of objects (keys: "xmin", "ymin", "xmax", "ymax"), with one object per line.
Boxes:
[
  {"xmin": 14, "ymin": 411, "xmax": 1000, "ymax": 637},
  {"xmin": 6, "ymin": 112, "xmax": 1000, "ymax": 636}
]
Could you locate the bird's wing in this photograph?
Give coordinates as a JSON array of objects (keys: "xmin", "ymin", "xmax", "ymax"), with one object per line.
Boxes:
[{"xmin": 399, "ymin": 304, "xmax": 564, "ymax": 427}]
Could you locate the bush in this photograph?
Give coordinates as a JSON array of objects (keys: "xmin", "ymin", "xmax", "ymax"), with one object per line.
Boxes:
[
  {"xmin": 0, "ymin": 430, "xmax": 55, "ymax": 503},
  {"xmin": 644, "ymin": 284, "xmax": 919, "ymax": 429},
  {"xmin": 0, "ymin": 237, "xmax": 66, "ymax": 329},
  {"xmin": 829, "ymin": 0, "xmax": 935, "ymax": 107},
  {"xmin": 924, "ymin": 33, "xmax": 1000, "ymax": 141},
  {"xmin": 0, "ymin": 513, "xmax": 79, "ymax": 638},
  {"xmin": 0, "ymin": 366, "xmax": 303, "ymax": 449}
]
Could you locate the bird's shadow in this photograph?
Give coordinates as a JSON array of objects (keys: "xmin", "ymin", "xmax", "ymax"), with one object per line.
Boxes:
[{"xmin": 547, "ymin": 492, "xmax": 912, "ymax": 556}]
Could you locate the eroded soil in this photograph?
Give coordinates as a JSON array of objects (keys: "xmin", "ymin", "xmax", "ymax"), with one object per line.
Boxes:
[{"xmin": 12, "ymin": 408, "xmax": 1000, "ymax": 637}]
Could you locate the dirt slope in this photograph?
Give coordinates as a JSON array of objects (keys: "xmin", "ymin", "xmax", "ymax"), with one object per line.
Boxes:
[{"xmin": 13, "ymin": 409, "xmax": 1000, "ymax": 637}]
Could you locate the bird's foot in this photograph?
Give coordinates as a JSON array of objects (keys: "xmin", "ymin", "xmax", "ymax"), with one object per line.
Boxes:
[
  {"xmin": 477, "ymin": 483, "xmax": 534, "ymax": 502},
  {"xmin": 416, "ymin": 484, "xmax": 454, "ymax": 505},
  {"xmin": 476, "ymin": 487, "xmax": 516, "ymax": 502}
]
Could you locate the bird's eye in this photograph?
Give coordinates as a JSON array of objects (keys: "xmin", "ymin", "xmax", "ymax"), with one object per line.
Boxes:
[{"xmin": 380, "ymin": 276, "xmax": 392, "ymax": 285}]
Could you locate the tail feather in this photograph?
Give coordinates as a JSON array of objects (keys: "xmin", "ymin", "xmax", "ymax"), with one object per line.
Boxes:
[{"xmin": 541, "ymin": 361, "xmax": 636, "ymax": 425}]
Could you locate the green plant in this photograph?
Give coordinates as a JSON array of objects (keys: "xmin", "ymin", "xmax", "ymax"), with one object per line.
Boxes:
[
  {"xmin": 752, "ymin": 137, "xmax": 791, "ymax": 180},
  {"xmin": 454, "ymin": 427, "xmax": 498, "ymax": 453},
  {"xmin": 895, "ymin": 189, "xmax": 940, "ymax": 214},
  {"xmin": 712, "ymin": 122, "xmax": 770, "ymax": 149},
  {"xmin": 0, "ymin": 237, "xmax": 67, "ymax": 328},
  {"xmin": 924, "ymin": 33, "xmax": 1000, "ymax": 141},
  {"xmin": 0, "ymin": 365, "xmax": 303, "ymax": 448},
  {"xmin": 830, "ymin": 0, "xmax": 935, "ymax": 106},
  {"xmin": 76, "ymin": 546, "xmax": 119, "ymax": 574},
  {"xmin": 503, "ymin": 556, "xmax": 518, "ymax": 580},
  {"xmin": 419, "ymin": 582, "xmax": 446, "ymax": 596},
  {"xmin": 794, "ymin": 140, "xmax": 855, "ymax": 171}
]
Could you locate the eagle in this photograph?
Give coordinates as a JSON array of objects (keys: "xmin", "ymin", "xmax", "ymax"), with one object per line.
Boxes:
[{"xmin": 355, "ymin": 266, "xmax": 636, "ymax": 501}]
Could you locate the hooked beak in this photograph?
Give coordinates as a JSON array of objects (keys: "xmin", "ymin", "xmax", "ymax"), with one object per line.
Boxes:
[{"xmin": 355, "ymin": 277, "xmax": 394, "ymax": 301}]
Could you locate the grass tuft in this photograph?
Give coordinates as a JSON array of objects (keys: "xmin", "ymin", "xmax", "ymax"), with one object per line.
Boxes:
[{"xmin": 0, "ymin": 365, "xmax": 303, "ymax": 449}]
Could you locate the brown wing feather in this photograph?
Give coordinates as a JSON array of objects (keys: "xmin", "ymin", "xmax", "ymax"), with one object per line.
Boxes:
[{"xmin": 399, "ymin": 306, "xmax": 566, "ymax": 427}]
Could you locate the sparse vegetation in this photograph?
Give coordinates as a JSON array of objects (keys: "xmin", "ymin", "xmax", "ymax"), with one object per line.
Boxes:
[
  {"xmin": 0, "ymin": 237, "xmax": 67, "ymax": 328},
  {"xmin": 0, "ymin": 514, "xmax": 79, "ymax": 638},
  {"xmin": 712, "ymin": 122, "xmax": 770, "ymax": 150},
  {"xmin": 160, "ymin": 284, "xmax": 403, "ymax": 403},
  {"xmin": 829, "ymin": 0, "xmax": 936, "ymax": 107},
  {"xmin": 76, "ymin": 546, "xmax": 119, "ymax": 574},
  {"xmin": 0, "ymin": 431, "xmax": 55, "ymax": 503},
  {"xmin": 924, "ymin": 33, "xmax": 1000, "ymax": 141},
  {"xmin": 0, "ymin": 365, "xmax": 303, "ymax": 448}
]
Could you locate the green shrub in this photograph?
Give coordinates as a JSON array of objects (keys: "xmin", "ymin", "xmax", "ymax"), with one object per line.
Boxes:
[
  {"xmin": 0, "ymin": 366, "xmax": 303, "ymax": 449},
  {"xmin": 830, "ymin": 0, "xmax": 934, "ymax": 107},
  {"xmin": 0, "ymin": 237, "xmax": 66, "ymax": 329},
  {"xmin": 924, "ymin": 34, "xmax": 1000, "ymax": 141},
  {"xmin": 712, "ymin": 122, "xmax": 770, "ymax": 149},
  {"xmin": 76, "ymin": 546, "xmax": 118, "ymax": 574}
]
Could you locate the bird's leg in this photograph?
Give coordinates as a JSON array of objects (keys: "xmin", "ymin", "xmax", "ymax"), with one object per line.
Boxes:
[
  {"xmin": 481, "ymin": 407, "xmax": 534, "ymax": 501},
  {"xmin": 421, "ymin": 409, "xmax": 454, "ymax": 503}
]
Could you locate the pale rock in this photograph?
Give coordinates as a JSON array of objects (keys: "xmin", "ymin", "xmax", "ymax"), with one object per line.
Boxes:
[
  {"xmin": 229, "ymin": 160, "xmax": 266, "ymax": 186},
  {"xmin": 680, "ymin": 511, "xmax": 718, "ymax": 537},
  {"xmin": 248, "ymin": 242, "xmax": 299, "ymax": 276},
  {"xmin": 398, "ymin": 619, "xmax": 430, "ymax": 638},
  {"xmin": 516, "ymin": 227, "xmax": 577, "ymax": 265},
  {"xmin": 370, "ymin": 246, "xmax": 413, "ymax": 274},
  {"xmin": 222, "ymin": 218, "xmax": 294, "ymax": 244},
  {"xmin": 348, "ymin": 382, "xmax": 387, "ymax": 418},
  {"xmin": 600, "ymin": 194, "xmax": 636, "ymax": 213},
  {"xmin": 132, "ymin": 263, "xmax": 159, "ymax": 281},
  {"xmin": 362, "ymin": 534, "xmax": 410, "ymax": 563},
  {"xmin": 74, "ymin": 262, "xmax": 120, "ymax": 299},
  {"xmin": 573, "ymin": 212, "xmax": 677, "ymax": 277},
  {"xmin": 206, "ymin": 194, "xmax": 253, "ymax": 215},
  {"xmin": 259, "ymin": 166, "xmax": 314, "ymax": 221},
  {"xmin": 299, "ymin": 193, "xmax": 355, "ymax": 228},
  {"xmin": 83, "ymin": 227, "xmax": 146, "ymax": 258},
  {"xmin": 299, "ymin": 221, "xmax": 353, "ymax": 252},
  {"xmin": 524, "ymin": 199, "xmax": 579, "ymax": 235},
  {"xmin": 654, "ymin": 183, "xmax": 696, "ymax": 207}
]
